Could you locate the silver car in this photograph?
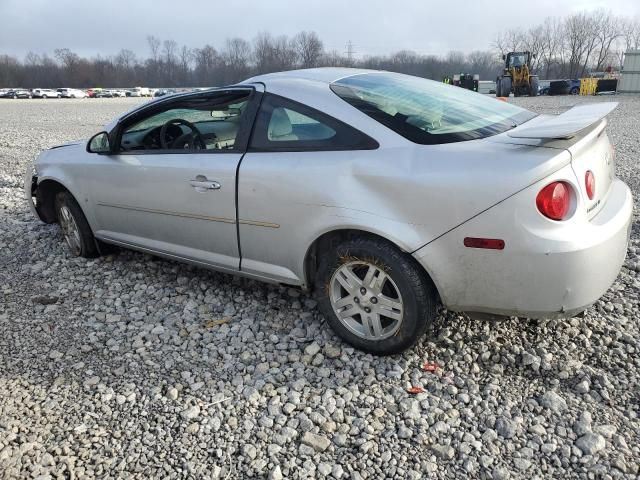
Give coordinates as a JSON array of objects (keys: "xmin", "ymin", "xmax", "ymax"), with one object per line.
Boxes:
[{"xmin": 25, "ymin": 68, "xmax": 633, "ymax": 354}]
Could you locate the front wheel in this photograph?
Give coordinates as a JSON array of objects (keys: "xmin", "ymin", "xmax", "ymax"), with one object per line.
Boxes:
[
  {"xmin": 55, "ymin": 192, "xmax": 98, "ymax": 258},
  {"xmin": 500, "ymin": 77, "xmax": 511, "ymax": 97},
  {"xmin": 529, "ymin": 77, "xmax": 539, "ymax": 97},
  {"xmin": 315, "ymin": 237, "xmax": 437, "ymax": 355}
]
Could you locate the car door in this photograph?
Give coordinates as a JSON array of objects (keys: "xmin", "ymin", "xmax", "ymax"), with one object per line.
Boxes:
[
  {"xmin": 89, "ymin": 87, "xmax": 260, "ymax": 273},
  {"xmin": 237, "ymin": 93, "xmax": 379, "ymax": 284}
]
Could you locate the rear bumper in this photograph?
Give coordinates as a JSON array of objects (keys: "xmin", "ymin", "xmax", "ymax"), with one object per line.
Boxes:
[{"xmin": 413, "ymin": 177, "xmax": 632, "ymax": 318}]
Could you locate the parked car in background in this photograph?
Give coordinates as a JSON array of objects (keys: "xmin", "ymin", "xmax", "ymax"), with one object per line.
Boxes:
[
  {"xmin": 126, "ymin": 87, "xmax": 151, "ymax": 97},
  {"xmin": 25, "ymin": 68, "xmax": 632, "ymax": 354},
  {"xmin": 57, "ymin": 88, "xmax": 87, "ymax": 98},
  {"xmin": 538, "ymin": 80, "xmax": 551, "ymax": 95},
  {"xmin": 32, "ymin": 89, "xmax": 61, "ymax": 98},
  {"xmin": 568, "ymin": 79, "xmax": 581, "ymax": 95},
  {"xmin": 153, "ymin": 89, "xmax": 178, "ymax": 97},
  {"xmin": 110, "ymin": 90, "xmax": 127, "ymax": 98},
  {"xmin": 548, "ymin": 79, "xmax": 581, "ymax": 95},
  {"xmin": 1, "ymin": 89, "xmax": 32, "ymax": 99}
]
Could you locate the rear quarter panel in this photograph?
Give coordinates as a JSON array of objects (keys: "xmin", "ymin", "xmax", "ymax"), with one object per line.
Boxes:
[{"xmin": 237, "ymin": 140, "xmax": 572, "ymax": 286}]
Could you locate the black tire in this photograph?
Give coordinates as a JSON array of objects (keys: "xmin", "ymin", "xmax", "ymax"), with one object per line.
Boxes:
[
  {"xmin": 315, "ymin": 237, "xmax": 437, "ymax": 355},
  {"xmin": 500, "ymin": 77, "xmax": 511, "ymax": 97},
  {"xmin": 54, "ymin": 191, "xmax": 99, "ymax": 258},
  {"xmin": 570, "ymin": 87, "xmax": 579, "ymax": 95},
  {"xmin": 529, "ymin": 76, "xmax": 539, "ymax": 97},
  {"xmin": 495, "ymin": 78, "xmax": 502, "ymax": 97}
]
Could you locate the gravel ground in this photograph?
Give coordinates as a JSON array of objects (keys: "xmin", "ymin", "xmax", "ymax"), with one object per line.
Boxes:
[{"xmin": 0, "ymin": 96, "xmax": 639, "ymax": 480}]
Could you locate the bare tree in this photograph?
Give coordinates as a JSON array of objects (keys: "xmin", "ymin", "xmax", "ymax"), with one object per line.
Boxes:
[
  {"xmin": 253, "ymin": 32, "xmax": 273, "ymax": 72},
  {"xmin": 179, "ymin": 45, "xmax": 193, "ymax": 80},
  {"xmin": 115, "ymin": 49, "xmax": 136, "ymax": 70},
  {"xmin": 222, "ymin": 38, "xmax": 251, "ymax": 83},
  {"xmin": 162, "ymin": 40, "xmax": 178, "ymax": 85},
  {"xmin": 147, "ymin": 35, "xmax": 161, "ymax": 62},
  {"xmin": 293, "ymin": 31, "xmax": 323, "ymax": 68},
  {"xmin": 193, "ymin": 44, "xmax": 222, "ymax": 86},
  {"xmin": 493, "ymin": 29, "xmax": 523, "ymax": 56},
  {"xmin": 564, "ymin": 12, "xmax": 596, "ymax": 77},
  {"xmin": 467, "ymin": 50, "xmax": 502, "ymax": 79},
  {"xmin": 621, "ymin": 16, "xmax": 640, "ymax": 51},
  {"xmin": 321, "ymin": 49, "xmax": 349, "ymax": 67},
  {"xmin": 540, "ymin": 17, "xmax": 564, "ymax": 78},
  {"xmin": 522, "ymin": 26, "xmax": 547, "ymax": 72},
  {"xmin": 593, "ymin": 11, "xmax": 622, "ymax": 71}
]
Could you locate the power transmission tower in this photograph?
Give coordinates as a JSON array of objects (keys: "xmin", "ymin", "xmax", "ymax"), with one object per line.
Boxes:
[{"xmin": 345, "ymin": 41, "xmax": 356, "ymax": 65}]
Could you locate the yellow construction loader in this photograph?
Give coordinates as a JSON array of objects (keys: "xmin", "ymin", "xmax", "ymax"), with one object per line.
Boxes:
[{"xmin": 496, "ymin": 51, "xmax": 539, "ymax": 97}]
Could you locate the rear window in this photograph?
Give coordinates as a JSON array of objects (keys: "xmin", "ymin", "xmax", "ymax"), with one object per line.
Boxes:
[{"xmin": 331, "ymin": 72, "xmax": 536, "ymax": 145}]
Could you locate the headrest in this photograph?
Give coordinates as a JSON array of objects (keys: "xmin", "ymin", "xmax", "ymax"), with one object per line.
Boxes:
[{"xmin": 268, "ymin": 108, "xmax": 293, "ymax": 139}]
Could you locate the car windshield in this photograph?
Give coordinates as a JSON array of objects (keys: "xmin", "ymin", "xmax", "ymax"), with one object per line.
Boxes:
[{"xmin": 330, "ymin": 72, "xmax": 536, "ymax": 145}]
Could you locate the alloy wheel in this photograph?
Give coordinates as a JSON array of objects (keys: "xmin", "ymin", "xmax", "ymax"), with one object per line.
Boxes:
[
  {"xmin": 59, "ymin": 205, "xmax": 81, "ymax": 255},
  {"xmin": 329, "ymin": 260, "xmax": 404, "ymax": 340}
]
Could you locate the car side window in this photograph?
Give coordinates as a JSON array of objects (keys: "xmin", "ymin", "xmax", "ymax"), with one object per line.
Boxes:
[
  {"xmin": 118, "ymin": 91, "xmax": 252, "ymax": 153},
  {"xmin": 249, "ymin": 94, "xmax": 378, "ymax": 151}
]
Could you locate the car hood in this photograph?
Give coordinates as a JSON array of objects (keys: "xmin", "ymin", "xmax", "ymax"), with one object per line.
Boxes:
[{"xmin": 48, "ymin": 140, "xmax": 84, "ymax": 150}]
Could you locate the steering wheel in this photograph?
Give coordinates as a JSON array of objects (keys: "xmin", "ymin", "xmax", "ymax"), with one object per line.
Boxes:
[{"xmin": 159, "ymin": 118, "xmax": 206, "ymax": 150}]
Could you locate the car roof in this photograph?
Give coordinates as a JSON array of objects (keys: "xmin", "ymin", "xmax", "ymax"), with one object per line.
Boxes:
[
  {"xmin": 106, "ymin": 68, "xmax": 409, "ymax": 148},
  {"xmin": 242, "ymin": 67, "xmax": 378, "ymax": 86}
]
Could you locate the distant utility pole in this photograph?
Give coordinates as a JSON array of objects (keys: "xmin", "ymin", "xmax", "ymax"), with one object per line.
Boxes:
[{"xmin": 345, "ymin": 41, "xmax": 356, "ymax": 65}]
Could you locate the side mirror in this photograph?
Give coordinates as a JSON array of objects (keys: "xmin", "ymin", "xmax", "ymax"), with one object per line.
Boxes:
[
  {"xmin": 502, "ymin": 54, "xmax": 506, "ymax": 60},
  {"xmin": 87, "ymin": 131, "xmax": 111, "ymax": 154}
]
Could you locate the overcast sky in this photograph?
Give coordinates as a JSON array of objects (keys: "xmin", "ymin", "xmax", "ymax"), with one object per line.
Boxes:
[{"xmin": 1, "ymin": 0, "xmax": 638, "ymax": 60}]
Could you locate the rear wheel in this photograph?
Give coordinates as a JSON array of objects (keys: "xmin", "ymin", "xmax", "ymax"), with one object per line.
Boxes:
[
  {"xmin": 315, "ymin": 237, "xmax": 436, "ymax": 355},
  {"xmin": 495, "ymin": 78, "xmax": 502, "ymax": 97},
  {"xmin": 55, "ymin": 192, "xmax": 98, "ymax": 258},
  {"xmin": 570, "ymin": 87, "xmax": 579, "ymax": 95}
]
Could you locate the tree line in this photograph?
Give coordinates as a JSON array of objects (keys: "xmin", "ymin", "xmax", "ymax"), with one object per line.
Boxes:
[
  {"xmin": 1, "ymin": 11, "xmax": 639, "ymax": 89},
  {"xmin": 494, "ymin": 11, "xmax": 640, "ymax": 79}
]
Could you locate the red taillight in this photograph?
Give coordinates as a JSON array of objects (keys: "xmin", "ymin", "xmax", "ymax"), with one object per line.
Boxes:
[
  {"xmin": 536, "ymin": 182, "xmax": 570, "ymax": 220},
  {"xmin": 585, "ymin": 170, "xmax": 595, "ymax": 200}
]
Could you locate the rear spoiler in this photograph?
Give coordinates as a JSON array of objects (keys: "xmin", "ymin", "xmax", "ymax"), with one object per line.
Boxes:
[{"xmin": 507, "ymin": 102, "xmax": 617, "ymax": 140}]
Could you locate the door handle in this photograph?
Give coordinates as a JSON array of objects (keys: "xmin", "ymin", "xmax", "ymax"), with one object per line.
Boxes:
[{"xmin": 189, "ymin": 179, "xmax": 221, "ymax": 191}]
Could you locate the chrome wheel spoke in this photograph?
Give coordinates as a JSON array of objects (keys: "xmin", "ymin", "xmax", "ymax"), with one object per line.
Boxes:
[
  {"xmin": 334, "ymin": 295, "xmax": 354, "ymax": 310},
  {"xmin": 362, "ymin": 265, "xmax": 377, "ymax": 288},
  {"xmin": 334, "ymin": 265, "xmax": 363, "ymax": 293},
  {"xmin": 363, "ymin": 312, "xmax": 383, "ymax": 338},
  {"xmin": 337, "ymin": 307, "xmax": 356, "ymax": 320},
  {"xmin": 371, "ymin": 270, "xmax": 389, "ymax": 294},
  {"xmin": 376, "ymin": 304, "xmax": 402, "ymax": 321},
  {"xmin": 377, "ymin": 295, "xmax": 403, "ymax": 313},
  {"xmin": 59, "ymin": 205, "xmax": 81, "ymax": 255}
]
